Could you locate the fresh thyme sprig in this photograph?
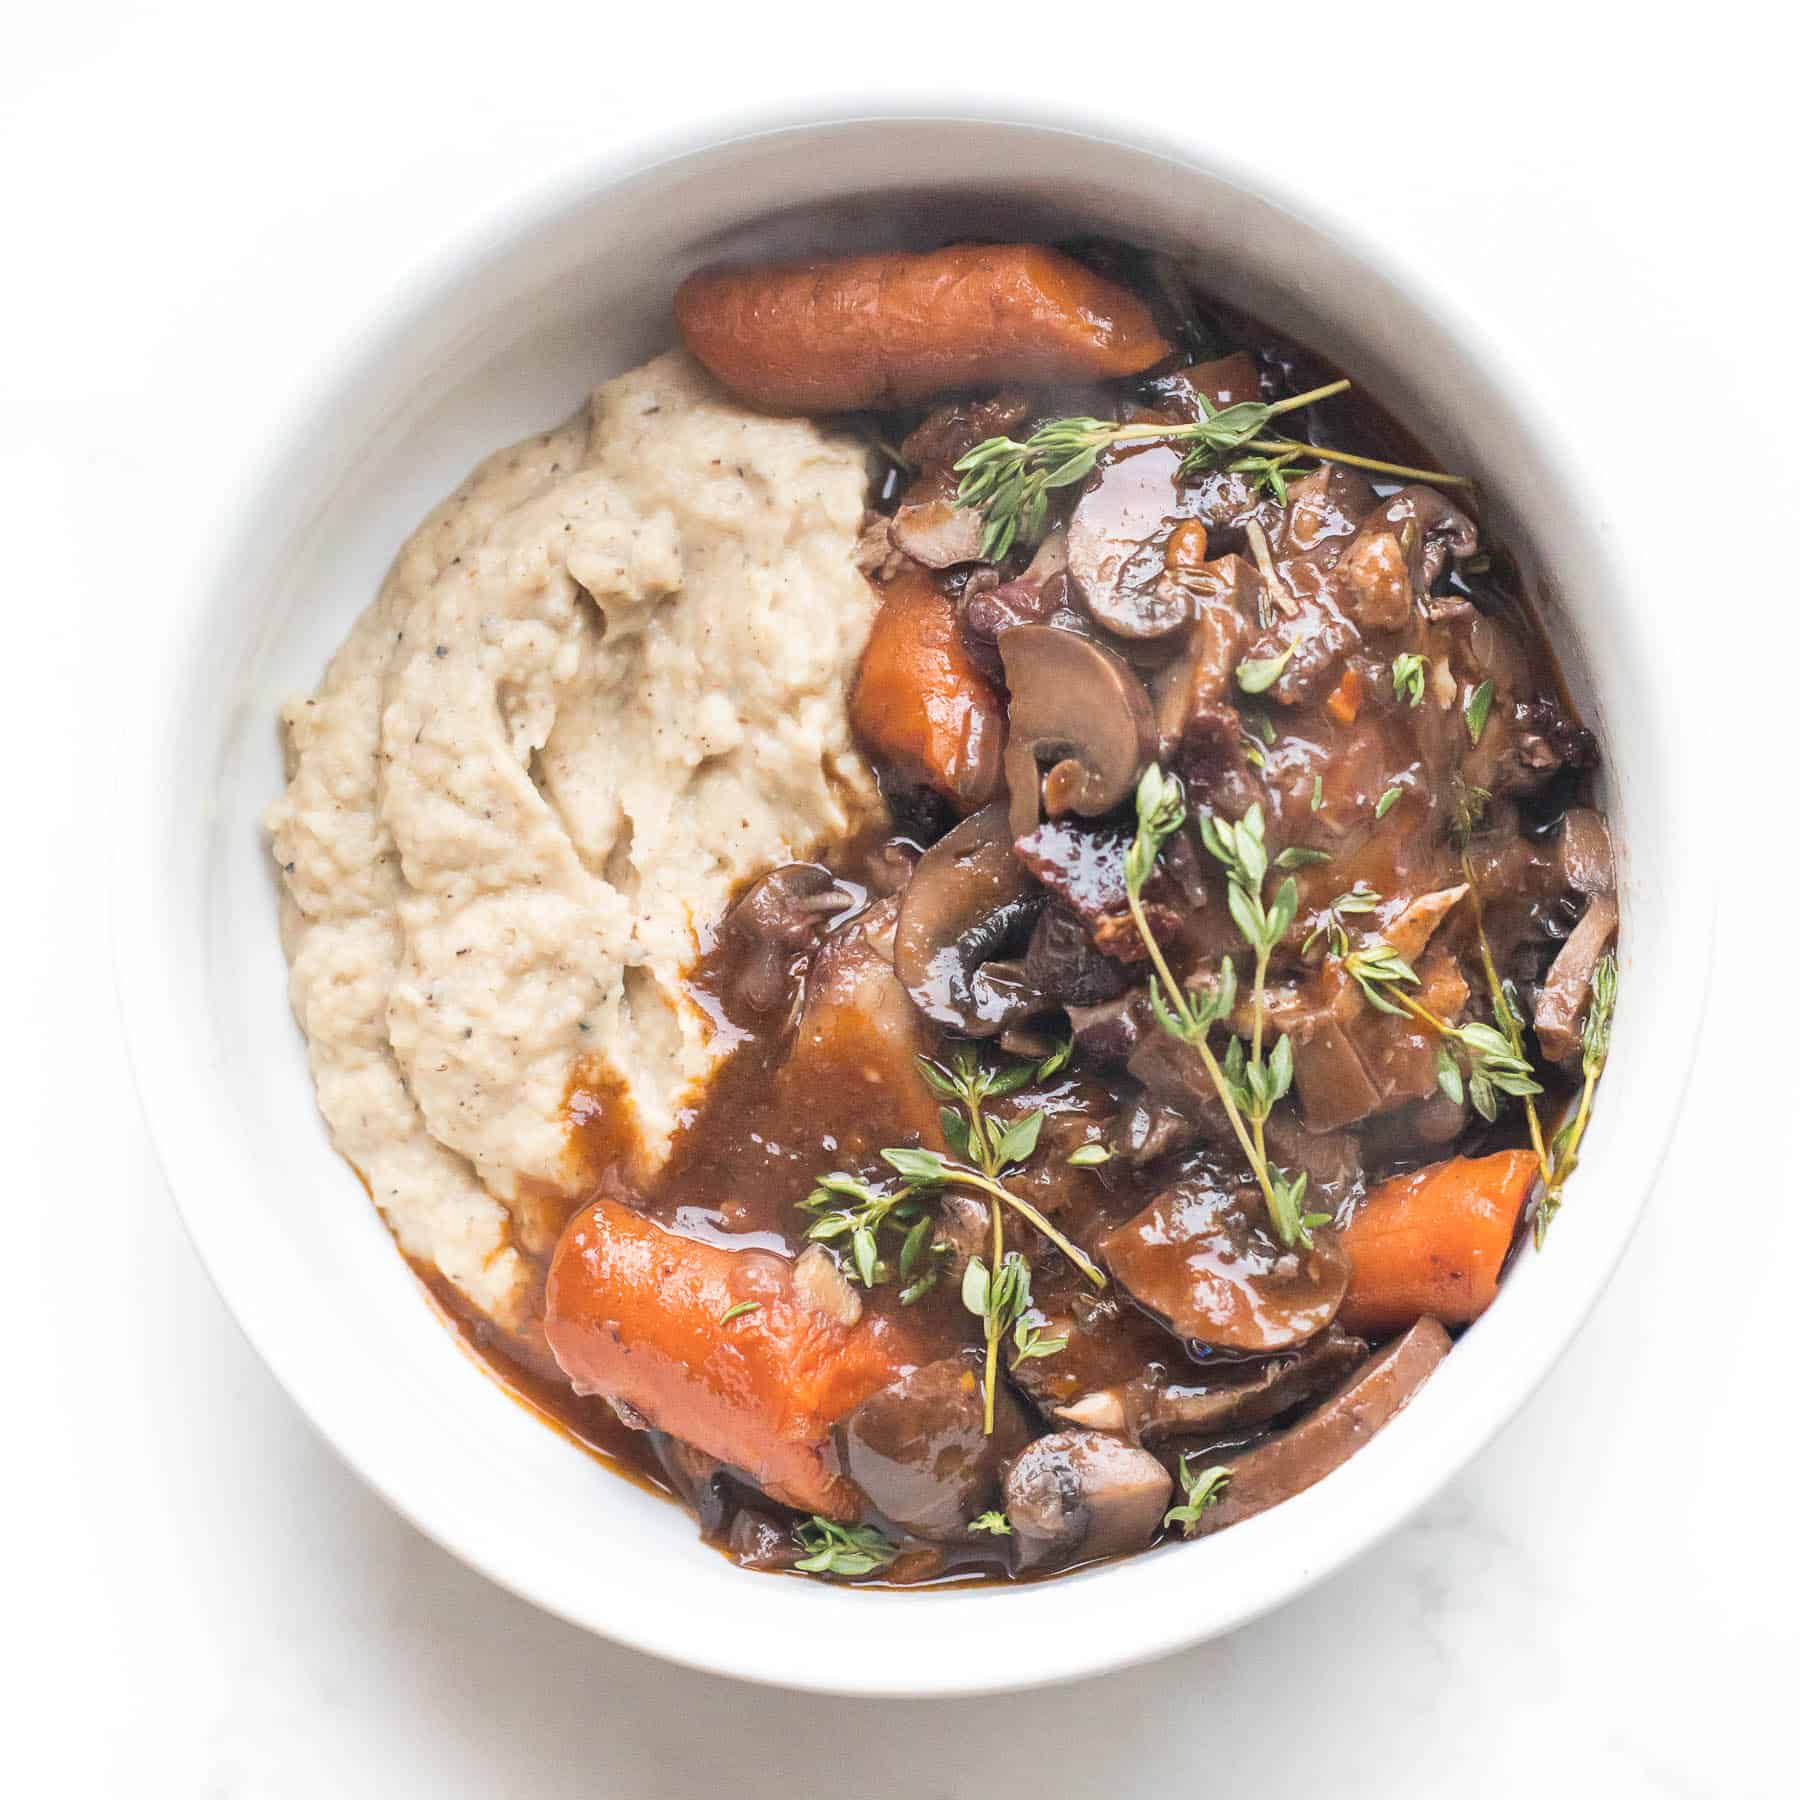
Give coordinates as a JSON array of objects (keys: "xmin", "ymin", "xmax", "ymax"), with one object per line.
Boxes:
[
  {"xmin": 1163, "ymin": 1456, "xmax": 1232, "ymax": 1536},
  {"xmin": 880, "ymin": 1147, "xmax": 1105, "ymax": 1292},
  {"xmin": 1535, "ymin": 953, "xmax": 1617, "ymax": 1246},
  {"xmin": 1451, "ymin": 778, "xmax": 1492, "ymax": 849},
  {"xmin": 1458, "ymin": 846, "xmax": 1552, "ymax": 1172},
  {"xmin": 793, "ymin": 1516, "xmax": 899, "ymax": 1578},
  {"xmin": 1196, "ymin": 805, "xmax": 1315, "ymax": 1240},
  {"xmin": 1302, "ymin": 883, "xmax": 1382, "ymax": 958},
  {"xmin": 1124, "ymin": 769, "xmax": 1319, "ymax": 1249},
  {"xmin": 909, "ymin": 1050, "xmax": 1100, "ymax": 1432},
  {"xmin": 797, "ymin": 1172, "xmax": 945, "ymax": 1301},
  {"xmin": 962, "ymin": 1251, "xmax": 1067, "ymax": 1389},
  {"xmin": 1341, "ymin": 943, "xmax": 1544, "ymax": 1121},
  {"xmin": 799, "ymin": 1046, "xmax": 1102, "ymax": 1436},
  {"xmin": 952, "ymin": 379, "xmax": 1470, "ymax": 560}
]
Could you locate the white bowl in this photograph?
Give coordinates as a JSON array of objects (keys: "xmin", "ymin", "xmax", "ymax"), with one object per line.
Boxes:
[{"xmin": 115, "ymin": 106, "xmax": 1707, "ymax": 1696}]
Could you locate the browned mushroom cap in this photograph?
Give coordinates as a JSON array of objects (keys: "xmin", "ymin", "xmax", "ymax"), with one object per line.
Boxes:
[
  {"xmin": 1190, "ymin": 1318, "xmax": 1450, "ymax": 1534},
  {"xmin": 998, "ymin": 625, "xmax": 1156, "ymax": 840},
  {"xmin": 1065, "ymin": 446, "xmax": 1195, "ymax": 638},
  {"xmin": 1100, "ymin": 1176, "xmax": 1350, "ymax": 1355},
  {"xmin": 1003, "ymin": 1428, "xmax": 1173, "ymax": 1570},
  {"xmin": 894, "ymin": 801, "xmax": 1043, "ymax": 1036},
  {"xmin": 833, "ymin": 1350, "xmax": 1029, "ymax": 1540}
]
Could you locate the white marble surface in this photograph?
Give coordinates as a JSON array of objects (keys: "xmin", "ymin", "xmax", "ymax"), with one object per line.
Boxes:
[{"xmin": 7, "ymin": 5, "xmax": 1795, "ymax": 1793}]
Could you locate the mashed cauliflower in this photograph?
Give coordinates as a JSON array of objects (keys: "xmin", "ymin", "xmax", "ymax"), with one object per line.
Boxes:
[{"xmin": 267, "ymin": 351, "xmax": 878, "ymax": 1326}]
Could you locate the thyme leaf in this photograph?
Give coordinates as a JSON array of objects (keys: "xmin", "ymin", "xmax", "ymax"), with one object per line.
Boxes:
[
  {"xmin": 1392, "ymin": 653, "xmax": 1426, "ymax": 707},
  {"xmin": 1163, "ymin": 1456, "xmax": 1232, "ymax": 1535},
  {"xmin": 793, "ymin": 1516, "xmax": 899, "ymax": 1578},
  {"xmin": 953, "ymin": 379, "xmax": 1468, "ymax": 557}
]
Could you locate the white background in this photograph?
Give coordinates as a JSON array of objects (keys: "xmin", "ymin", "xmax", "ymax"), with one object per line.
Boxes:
[{"xmin": 7, "ymin": 5, "xmax": 1796, "ymax": 1794}]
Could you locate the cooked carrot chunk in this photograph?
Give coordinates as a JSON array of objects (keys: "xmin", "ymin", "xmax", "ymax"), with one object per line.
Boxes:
[
  {"xmin": 1337, "ymin": 1150, "xmax": 1538, "ymax": 1336},
  {"xmin": 849, "ymin": 569, "xmax": 1003, "ymax": 810},
  {"xmin": 1325, "ymin": 665, "xmax": 1364, "ymax": 724},
  {"xmin": 674, "ymin": 245, "xmax": 1172, "ymax": 412},
  {"xmin": 545, "ymin": 1194, "xmax": 929, "ymax": 1518}
]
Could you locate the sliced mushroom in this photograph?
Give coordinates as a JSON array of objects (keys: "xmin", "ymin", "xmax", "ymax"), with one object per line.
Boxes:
[
  {"xmin": 1557, "ymin": 806, "xmax": 1616, "ymax": 897},
  {"xmin": 1190, "ymin": 1318, "xmax": 1450, "ymax": 1534},
  {"xmin": 1133, "ymin": 1325, "xmax": 1369, "ymax": 1444},
  {"xmin": 1003, "ymin": 1428, "xmax": 1173, "ymax": 1570},
  {"xmin": 1534, "ymin": 892, "xmax": 1619, "ymax": 1062},
  {"xmin": 1066, "ymin": 445, "xmax": 1194, "ymax": 638},
  {"xmin": 833, "ymin": 1350, "xmax": 1029, "ymax": 1539},
  {"xmin": 894, "ymin": 801, "xmax": 1041, "ymax": 1036},
  {"xmin": 998, "ymin": 625, "xmax": 1156, "ymax": 840},
  {"xmin": 1100, "ymin": 1176, "xmax": 1351, "ymax": 1355}
]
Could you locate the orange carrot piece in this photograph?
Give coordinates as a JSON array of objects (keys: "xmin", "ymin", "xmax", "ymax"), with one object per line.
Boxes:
[
  {"xmin": 849, "ymin": 569, "xmax": 1003, "ymax": 810},
  {"xmin": 545, "ymin": 1195, "xmax": 930, "ymax": 1518},
  {"xmin": 1325, "ymin": 665, "xmax": 1363, "ymax": 724},
  {"xmin": 674, "ymin": 245, "xmax": 1172, "ymax": 412},
  {"xmin": 1337, "ymin": 1150, "xmax": 1538, "ymax": 1336},
  {"xmin": 1164, "ymin": 519, "xmax": 1211, "ymax": 574}
]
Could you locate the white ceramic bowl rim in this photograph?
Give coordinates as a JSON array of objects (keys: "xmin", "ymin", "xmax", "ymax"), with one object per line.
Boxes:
[{"xmin": 115, "ymin": 99, "xmax": 1710, "ymax": 1696}]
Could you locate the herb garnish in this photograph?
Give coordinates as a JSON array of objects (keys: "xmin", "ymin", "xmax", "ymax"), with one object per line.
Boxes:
[
  {"xmin": 798, "ymin": 1172, "xmax": 944, "ymax": 1300},
  {"xmin": 914, "ymin": 1051, "xmax": 1104, "ymax": 1430},
  {"xmin": 1341, "ymin": 943, "xmax": 1543, "ymax": 1121},
  {"xmin": 1464, "ymin": 679, "xmax": 1495, "ymax": 745},
  {"xmin": 1534, "ymin": 953, "xmax": 1617, "ymax": 1245},
  {"xmin": 1302, "ymin": 883, "xmax": 1382, "ymax": 958},
  {"xmin": 953, "ymin": 382, "xmax": 1470, "ymax": 560},
  {"xmin": 1236, "ymin": 640, "xmax": 1299, "ymax": 695},
  {"xmin": 1068, "ymin": 1142, "xmax": 1113, "ymax": 1167},
  {"xmin": 717, "ymin": 1300, "xmax": 761, "ymax": 1326},
  {"xmin": 1375, "ymin": 785, "xmax": 1403, "ymax": 819},
  {"xmin": 1163, "ymin": 1456, "xmax": 1232, "ymax": 1535},
  {"xmin": 968, "ymin": 1510, "xmax": 1012, "ymax": 1536},
  {"xmin": 1451, "ymin": 777, "xmax": 1491, "ymax": 848},
  {"xmin": 793, "ymin": 1516, "xmax": 899, "ymax": 1578},
  {"xmin": 1391, "ymin": 653, "xmax": 1426, "ymax": 707},
  {"xmin": 1124, "ymin": 769, "xmax": 1325, "ymax": 1249}
]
